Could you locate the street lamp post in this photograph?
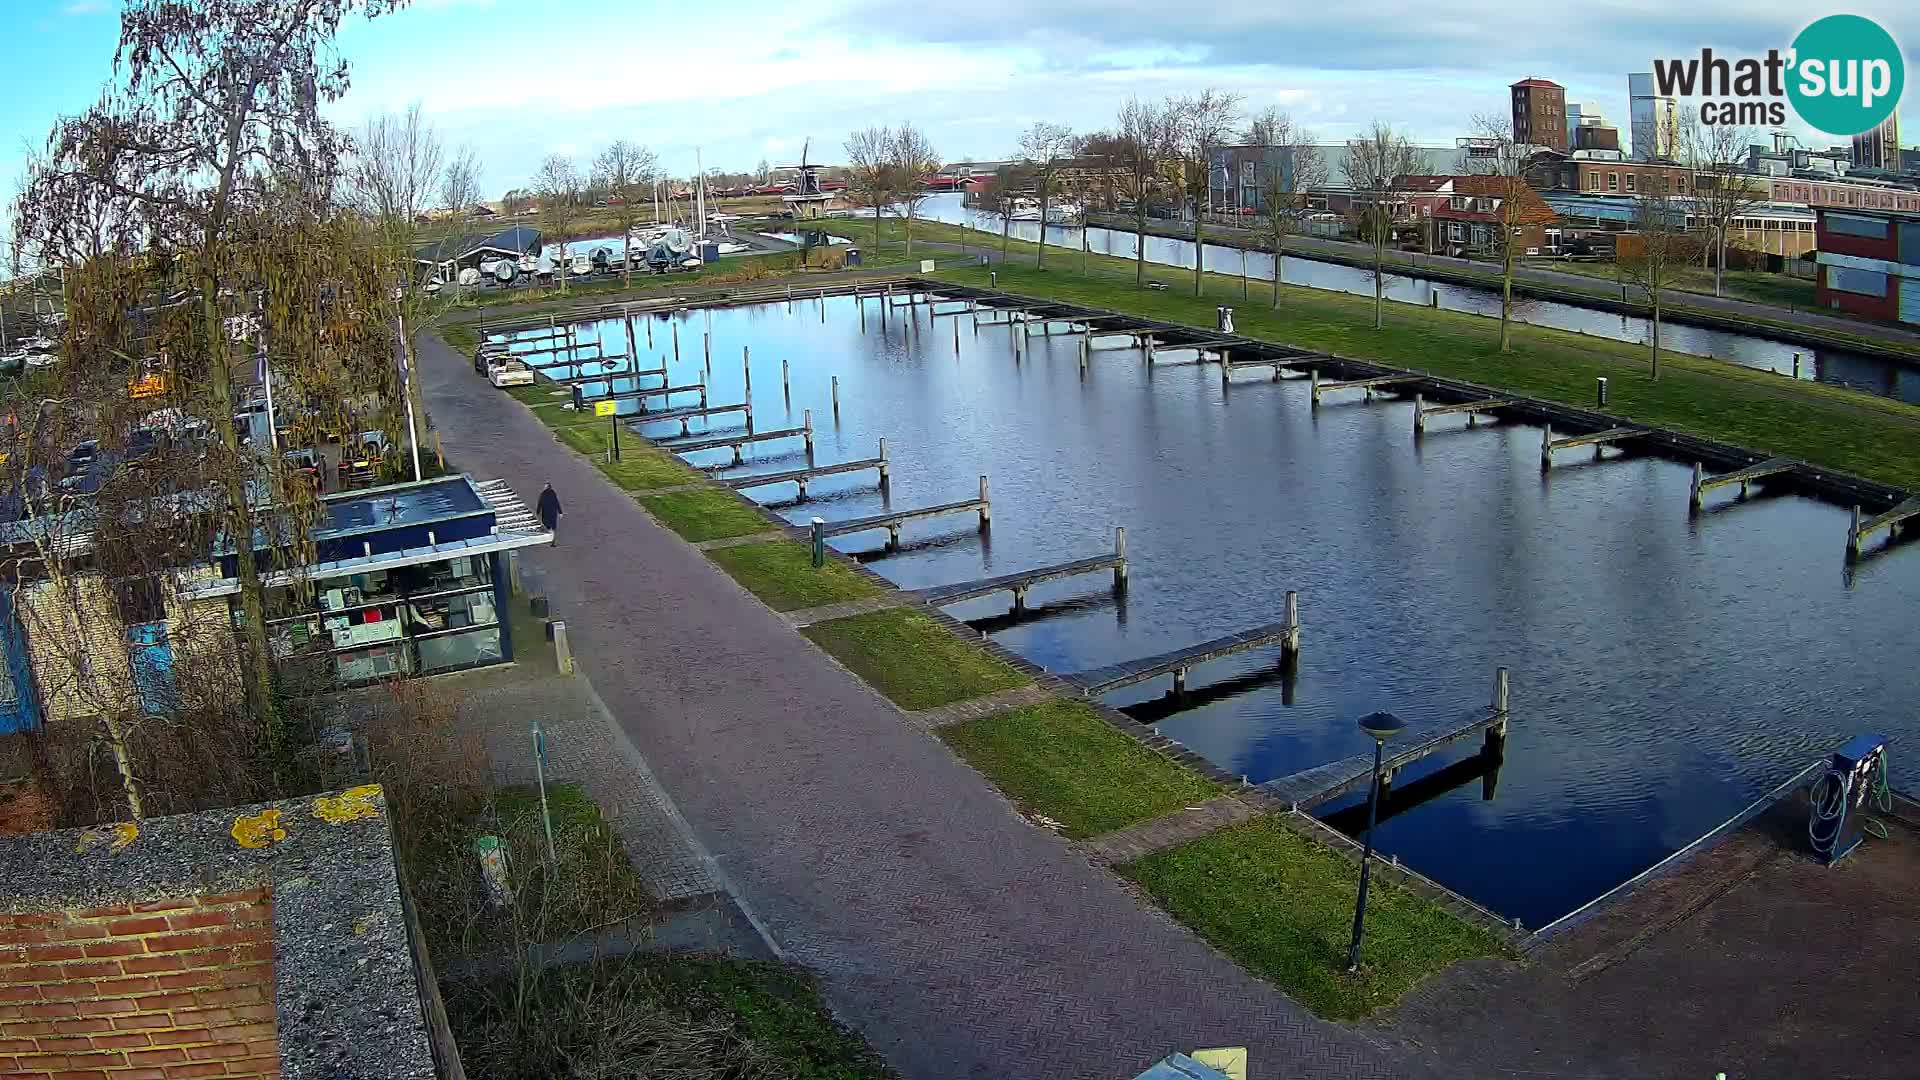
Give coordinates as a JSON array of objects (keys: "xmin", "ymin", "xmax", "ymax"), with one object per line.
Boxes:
[{"xmin": 1346, "ymin": 710, "xmax": 1406, "ymax": 973}]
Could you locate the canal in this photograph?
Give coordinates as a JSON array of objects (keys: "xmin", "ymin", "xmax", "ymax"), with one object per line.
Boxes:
[
  {"xmin": 908, "ymin": 193, "xmax": 1920, "ymax": 405},
  {"xmin": 514, "ymin": 293, "xmax": 1920, "ymax": 929}
]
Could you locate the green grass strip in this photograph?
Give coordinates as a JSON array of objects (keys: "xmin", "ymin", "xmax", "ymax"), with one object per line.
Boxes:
[
  {"xmin": 940, "ymin": 700, "xmax": 1219, "ymax": 838},
  {"xmin": 706, "ymin": 539, "xmax": 881, "ymax": 612},
  {"xmin": 801, "ymin": 607, "xmax": 1028, "ymax": 710},
  {"xmin": 639, "ymin": 489, "xmax": 772, "ymax": 542},
  {"xmin": 554, "ymin": 422, "xmax": 705, "ymax": 491},
  {"xmin": 1121, "ymin": 816, "xmax": 1502, "ymax": 1021}
]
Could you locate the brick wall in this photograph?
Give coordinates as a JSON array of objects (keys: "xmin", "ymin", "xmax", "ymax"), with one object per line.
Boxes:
[{"xmin": 0, "ymin": 889, "xmax": 279, "ymax": 1079}]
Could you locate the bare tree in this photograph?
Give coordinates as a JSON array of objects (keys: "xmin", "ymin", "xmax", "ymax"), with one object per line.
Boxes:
[
  {"xmin": 843, "ymin": 125, "xmax": 894, "ymax": 252},
  {"xmin": 438, "ymin": 146, "xmax": 482, "ymax": 299},
  {"xmin": 1115, "ymin": 97, "xmax": 1178, "ymax": 289},
  {"xmin": 593, "ymin": 140, "xmax": 658, "ymax": 285},
  {"xmin": 1017, "ymin": 122, "xmax": 1078, "ymax": 269},
  {"xmin": 1344, "ymin": 121, "xmax": 1421, "ymax": 330},
  {"xmin": 1617, "ymin": 189, "xmax": 1696, "ymax": 380},
  {"xmin": 349, "ymin": 103, "xmax": 445, "ymax": 228},
  {"xmin": 890, "ymin": 123, "xmax": 940, "ymax": 261},
  {"xmin": 1172, "ymin": 89, "xmax": 1242, "ymax": 297},
  {"xmin": 1683, "ymin": 115, "xmax": 1765, "ymax": 297},
  {"xmin": 534, "ymin": 154, "xmax": 580, "ymax": 295},
  {"xmin": 1464, "ymin": 114, "xmax": 1547, "ymax": 351},
  {"xmin": 1249, "ymin": 111, "xmax": 1325, "ymax": 311},
  {"xmin": 978, "ymin": 165, "xmax": 1027, "ymax": 261}
]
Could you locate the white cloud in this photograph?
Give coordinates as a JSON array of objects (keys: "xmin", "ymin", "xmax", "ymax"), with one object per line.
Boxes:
[{"xmin": 61, "ymin": 1, "xmax": 109, "ymax": 14}]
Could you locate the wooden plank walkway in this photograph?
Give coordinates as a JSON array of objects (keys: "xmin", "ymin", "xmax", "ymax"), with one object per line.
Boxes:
[
  {"xmin": 722, "ymin": 447, "xmax": 888, "ymax": 498},
  {"xmin": 665, "ymin": 416, "xmax": 813, "ymax": 465},
  {"xmin": 1413, "ymin": 394, "xmax": 1512, "ymax": 434},
  {"xmin": 817, "ymin": 479, "xmax": 990, "ymax": 549},
  {"xmin": 1691, "ymin": 457, "xmax": 1796, "ymax": 509},
  {"xmin": 1223, "ymin": 350, "xmax": 1321, "ymax": 383},
  {"xmin": 1261, "ymin": 707, "xmax": 1508, "ymax": 811},
  {"xmin": 1310, "ymin": 372, "xmax": 1420, "ymax": 405},
  {"xmin": 540, "ymin": 363, "xmax": 657, "ymax": 387},
  {"xmin": 915, "ymin": 531, "xmax": 1126, "ymax": 611},
  {"xmin": 629, "ymin": 401, "xmax": 751, "ymax": 436},
  {"xmin": 1541, "ymin": 425, "xmax": 1649, "ymax": 468},
  {"xmin": 1066, "ymin": 612, "xmax": 1300, "ymax": 697},
  {"xmin": 1848, "ymin": 495, "xmax": 1920, "ymax": 558}
]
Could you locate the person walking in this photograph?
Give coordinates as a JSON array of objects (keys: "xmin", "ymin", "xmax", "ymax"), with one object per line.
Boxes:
[{"xmin": 536, "ymin": 481, "xmax": 563, "ymax": 538}]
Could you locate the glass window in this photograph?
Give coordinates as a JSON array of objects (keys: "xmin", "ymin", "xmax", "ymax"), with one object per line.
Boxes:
[
  {"xmin": 416, "ymin": 628, "xmax": 503, "ymax": 674},
  {"xmin": 1608, "ymin": 172, "xmax": 1619, "ymax": 191},
  {"xmin": 337, "ymin": 641, "xmax": 412, "ymax": 682},
  {"xmin": 1827, "ymin": 266, "xmax": 1888, "ymax": 296},
  {"xmin": 1625, "ymin": 174, "xmax": 1636, "ymax": 193}
]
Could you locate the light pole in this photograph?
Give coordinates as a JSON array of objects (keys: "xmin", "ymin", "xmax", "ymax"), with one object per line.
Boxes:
[{"xmin": 1347, "ymin": 710, "xmax": 1406, "ymax": 973}]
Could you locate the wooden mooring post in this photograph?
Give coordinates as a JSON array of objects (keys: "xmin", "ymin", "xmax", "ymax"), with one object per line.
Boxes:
[
  {"xmin": 672, "ymin": 320, "xmax": 679, "ymax": 362},
  {"xmin": 1114, "ymin": 526, "xmax": 1128, "ymax": 590},
  {"xmin": 782, "ymin": 358, "xmax": 790, "ymax": 402},
  {"xmin": 1282, "ymin": 590, "xmax": 1301, "ymax": 656},
  {"xmin": 978, "ymin": 475, "xmax": 991, "ymax": 528},
  {"xmin": 743, "ymin": 346, "xmax": 752, "ymax": 398},
  {"xmin": 831, "ymin": 375, "xmax": 840, "ymax": 416},
  {"xmin": 1489, "ymin": 667, "xmax": 1511, "ymax": 756},
  {"xmin": 878, "ymin": 438, "xmax": 890, "ymax": 490}
]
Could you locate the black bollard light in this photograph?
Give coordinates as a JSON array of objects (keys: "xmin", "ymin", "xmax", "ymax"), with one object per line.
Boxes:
[{"xmin": 1347, "ymin": 710, "xmax": 1406, "ymax": 973}]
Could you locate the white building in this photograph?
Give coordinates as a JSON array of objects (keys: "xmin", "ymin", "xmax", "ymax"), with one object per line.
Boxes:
[{"xmin": 1628, "ymin": 73, "xmax": 1679, "ymax": 161}]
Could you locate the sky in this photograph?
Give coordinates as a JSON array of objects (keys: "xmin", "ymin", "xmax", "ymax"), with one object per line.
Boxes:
[{"xmin": 2, "ymin": 0, "xmax": 1917, "ymax": 205}]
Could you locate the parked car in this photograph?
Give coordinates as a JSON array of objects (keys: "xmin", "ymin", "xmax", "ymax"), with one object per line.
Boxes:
[{"xmin": 487, "ymin": 358, "xmax": 536, "ymax": 388}]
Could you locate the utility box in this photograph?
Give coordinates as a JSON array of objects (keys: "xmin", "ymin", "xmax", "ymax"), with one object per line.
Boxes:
[{"xmin": 845, "ymin": 247, "xmax": 862, "ymax": 266}]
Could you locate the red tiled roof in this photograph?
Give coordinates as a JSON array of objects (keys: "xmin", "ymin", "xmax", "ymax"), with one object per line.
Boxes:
[{"xmin": 1512, "ymin": 77, "xmax": 1563, "ymax": 89}]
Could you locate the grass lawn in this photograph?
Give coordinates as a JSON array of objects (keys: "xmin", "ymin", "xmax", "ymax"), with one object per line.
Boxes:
[
  {"xmin": 488, "ymin": 783, "xmax": 654, "ymax": 938},
  {"xmin": 801, "ymin": 607, "xmax": 1029, "ymax": 710},
  {"xmin": 888, "ymin": 241, "xmax": 1920, "ymax": 489},
  {"xmin": 639, "ymin": 489, "xmax": 772, "ymax": 542},
  {"xmin": 553, "ymin": 421, "xmax": 705, "ymax": 491},
  {"xmin": 707, "ymin": 539, "xmax": 882, "ymax": 612},
  {"xmin": 1121, "ymin": 816, "xmax": 1503, "ymax": 1021},
  {"xmin": 939, "ymin": 700, "xmax": 1219, "ymax": 838},
  {"xmin": 1540, "ymin": 259, "xmax": 1819, "ymax": 310}
]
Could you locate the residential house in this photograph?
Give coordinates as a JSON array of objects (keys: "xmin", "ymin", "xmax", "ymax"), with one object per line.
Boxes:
[{"xmin": 1423, "ymin": 175, "xmax": 1562, "ymax": 255}]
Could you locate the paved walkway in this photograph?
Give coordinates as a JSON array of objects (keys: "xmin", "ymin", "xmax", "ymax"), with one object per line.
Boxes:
[{"xmin": 416, "ymin": 331, "xmax": 1414, "ymax": 1079}]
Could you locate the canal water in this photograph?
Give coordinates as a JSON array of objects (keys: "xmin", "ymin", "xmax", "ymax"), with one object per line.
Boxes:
[
  {"xmin": 911, "ymin": 193, "xmax": 1920, "ymax": 405},
  {"xmin": 516, "ymin": 295, "xmax": 1920, "ymax": 929}
]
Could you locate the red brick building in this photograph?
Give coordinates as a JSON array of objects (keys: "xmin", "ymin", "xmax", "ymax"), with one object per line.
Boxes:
[
  {"xmin": 1428, "ymin": 175, "xmax": 1562, "ymax": 254},
  {"xmin": 1511, "ymin": 78, "xmax": 1568, "ymax": 153}
]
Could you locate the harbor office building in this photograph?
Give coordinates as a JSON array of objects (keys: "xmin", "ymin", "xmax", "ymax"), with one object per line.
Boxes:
[{"xmin": 0, "ymin": 475, "xmax": 551, "ymax": 733}]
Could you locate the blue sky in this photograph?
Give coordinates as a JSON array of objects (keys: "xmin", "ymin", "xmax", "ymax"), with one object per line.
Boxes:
[{"xmin": 3, "ymin": 0, "xmax": 1916, "ymax": 207}]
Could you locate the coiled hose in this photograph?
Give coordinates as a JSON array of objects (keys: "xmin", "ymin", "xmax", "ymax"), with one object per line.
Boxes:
[{"xmin": 1808, "ymin": 750, "xmax": 1893, "ymax": 856}]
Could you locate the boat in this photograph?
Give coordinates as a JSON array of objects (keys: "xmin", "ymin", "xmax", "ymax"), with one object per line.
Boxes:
[
  {"xmin": 568, "ymin": 253, "xmax": 593, "ymax": 276},
  {"xmin": 517, "ymin": 254, "xmax": 539, "ymax": 274},
  {"xmin": 487, "ymin": 358, "xmax": 535, "ymax": 388},
  {"xmin": 491, "ymin": 259, "xmax": 518, "ymax": 284},
  {"xmin": 1008, "ymin": 198, "xmax": 1041, "ymax": 221},
  {"xmin": 1045, "ymin": 201, "xmax": 1083, "ymax": 225}
]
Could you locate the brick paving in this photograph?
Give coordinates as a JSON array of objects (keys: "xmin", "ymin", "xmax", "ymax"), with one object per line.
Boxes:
[
  {"xmin": 782, "ymin": 594, "xmax": 906, "ymax": 627},
  {"xmin": 909, "ymin": 682, "xmax": 1055, "ymax": 728},
  {"xmin": 417, "ymin": 332, "xmax": 1415, "ymax": 1080},
  {"xmin": 692, "ymin": 530, "xmax": 791, "ymax": 550},
  {"xmin": 1077, "ymin": 795, "xmax": 1264, "ymax": 865}
]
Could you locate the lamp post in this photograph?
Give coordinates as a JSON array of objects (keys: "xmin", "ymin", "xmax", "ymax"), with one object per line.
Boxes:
[{"xmin": 1347, "ymin": 710, "xmax": 1406, "ymax": 973}]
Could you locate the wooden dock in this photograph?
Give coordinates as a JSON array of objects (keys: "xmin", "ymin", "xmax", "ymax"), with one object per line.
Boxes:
[
  {"xmin": 630, "ymin": 401, "xmax": 751, "ymax": 437},
  {"xmin": 1065, "ymin": 599, "xmax": 1301, "ymax": 697},
  {"xmin": 1848, "ymin": 495, "xmax": 1920, "ymax": 559},
  {"xmin": 816, "ymin": 477, "xmax": 990, "ymax": 549},
  {"xmin": 1690, "ymin": 457, "xmax": 1796, "ymax": 510},
  {"xmin": 1261, "ymin": 706, "xmax": 1509, "ymax": 811},
  {"xmin": 665, "ymin": 411, "xmax": 813, "ymax": 466},
  {"xmin": 1413, "ymin": 394, "xmax": 1512, "ymax": 434},
  {"xmin": 915, "ymin": 528, "xmax": 1127, "ymax": 612},
  {"xmin": 1540, "ymin": 425, "xmax": 1648, "ymax": 468},
  {"xmin": 723, "ymin": 441, "xmax": 889, "ymax": 499},
  {"xmin": 1310, "ymin": 371, "xmax": 1420, "ymax": 406},
  {"xmin": 1223, "ymin": 349, "xmax": 1321, "ymax": 384}
]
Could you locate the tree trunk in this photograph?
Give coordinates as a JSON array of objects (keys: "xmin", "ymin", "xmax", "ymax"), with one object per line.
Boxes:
[
  {"xmin": 1273, "ymin": 229, "xmax": 1286, "ymax": 310},
  {"xmin": 1135, "ymin": 206, "xmax": 1148, "ymax": 287},
  {"xmin": 1499, "ymin": 245, "xmax": 1514, "ymax": 352},
  {"xmin": 874, "ymin": 204, "xmax": 883, "ymax": 252},
  {"xmin": 1192, "ymin": 197, "xmax": 1204, "ymax": 297},
  {"xmin": 1650, "ymin": 297, "xmax": 1662, "ymax": 380},
  {"xmin": 1372, "ymin": 229, "xmax": 1385, "ymax": 330},
  {"xmin": 905, "ymin": 206, "xmax": 914, "ymax": 261},
  {"xmin": 100, "ymin": 712, "xmax": 145, "ymax": 820},
  {"xmin": 1001, "ymin": 206, "xmax": 1011, "ymax": 260},
  {"xmin": 557, "ymin": 240, "xmax": 567, "ymax": 295},
  {"xmin": 1714, "ymin": 231, "xmax": 1726, "ymax": 297},
  {"xmin": 1037, "ymin": 185, "xmax": 1048, "ymax": 269},
  {"xmin": 198, "ymin": 274, "xmax": 283, "ymax": 750}
]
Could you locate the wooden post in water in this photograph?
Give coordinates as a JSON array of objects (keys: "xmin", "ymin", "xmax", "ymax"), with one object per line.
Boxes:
[
  {"xmin": 1080, "ymin": 337, "xmax": 1089, "ymax": 377},
  {"xmin": 672, "ymin": 320, "xmax": 679, "ymax": 362},
  {"xmin": 782, "ymin": 358, "xmax": 790, "ymax": 401},
  {"xmin": 1145, "ymin": 334, "xmax": 1155, "ymax": 366},
  {"xmin": 703, "ymin": 332, "xmax": 710, "ymax": 368},
  {"xmin": 1113, "ymin": 526, "xmax": 1128, "ymax": 590},
  {"xmin": 744, "ymin": 403, "xmax": 754, "ymax": 435},
  {"xmin": 1488, "ymin": 666, "xmax": 1510, "ymax": 753},
  {"xmin": 624, "ymin": 310, "xmax": 636, "ymax": 360},
  {"xmin": 803, "ymin": 410, "xmax": 814, "ymax": 454},
  {"xmin": 1282, "ymin": 591, "xmax": 1301, "ymax": 656},
  {"xmin": 977, "ymin": 475, "xmax": 991, "ymax": 528},
  {"xmin": 646, "ymin": 317, "xmax": 653, "ymax": 348},
  {"xmin": 878, "ymin": 438, "xmax": 890, "ymax": 491},
  {"xmin": 743, "ymin": 346, "xmax": 752, "ymax": 398},
  {"xmin": 1848, "ymin": 505, "xmax": 1863, "ymax": 559},
  {"xmin": 1413, "ymin": 393, "xmax": 1425, "ymax": 435},
  {"xmin": 831, "ymin": 375, "xmax": 840, "ymax": 416},
  {"xmin": 1689, "ymin": 462, "xmax": 1704, "ymax": 511},
  {"xmin": 1539, "ymin": 425, "xmax": 1553, "ymax": 471},
  {"xmin": 1310, "ymin": 368, "xmax": 1321, "ymax": 408}
]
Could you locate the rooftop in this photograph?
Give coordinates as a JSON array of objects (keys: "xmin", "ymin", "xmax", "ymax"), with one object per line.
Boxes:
[
  {"xmin": 316, "ymin": 475, "xmax": 487, "ymax": 540},
  {"xmin": 0, "ymin": 787, "xmax": 443, "ymax": 1080}
]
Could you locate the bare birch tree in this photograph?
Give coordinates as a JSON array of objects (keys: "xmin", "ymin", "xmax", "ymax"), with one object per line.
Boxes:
[
  {"xmin": 1683, "ymin": 116, "xmax": 1766, "ymax": 297},
  {"xmin": 890, "ymin": 123, "xmax": 940, "ymax": 261},
  {"xmin": 593, "ymin": 140, "xmax": 658, "ymax": 285},
  {"xmin": 534, "ymin": 154, "xmax": 580, "ymax": 295},
  {"xmin": 843, "ymin": 125, "xmax": 894, "ymax": 253},
  {"xmin": 1464, "ymin": 114, "xmax": 1542, "ymax": 351},
  {"xmin": 1116, "ymin": 97, "xmax": 1178, "ymax": 289},
  {"xmin": 1173, "ymin": 89, "xmax": 1242, "ymax": 297},
  {"xmin": 1018, "ymin": 122, "xmax": 1077, "ymax": 270},
  {"xmin": 1344, "ymin": 121, "xmax": 1420, "ymax": 330},
  {"xmin": 1617, "ymin": 189, "xmax": 1696, "ymax": 380},
  {"xmin": 349, "ymin": 103, "xmax": 445, "ymax": 227},
  {"xmin": 1248, "ymin": 110, "xmax": 1324, "ymax": 311}
]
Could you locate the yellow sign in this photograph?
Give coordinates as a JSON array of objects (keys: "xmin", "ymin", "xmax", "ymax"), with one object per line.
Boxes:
[
  {"xmin": 1191, "ymin": 1049, "xmax": 1248, "ymax": 1080},
  {"xmin": 129, "ymin": 373, "xmax": 167, "ymax": 399},
  {"xmin": 594, "ymin": 400, "xmax": 617, "ymax": 417}
]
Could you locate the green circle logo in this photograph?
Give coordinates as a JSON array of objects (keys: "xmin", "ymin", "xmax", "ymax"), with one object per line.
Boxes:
[{"xmin": 1787, "ymin": 15, "xmax": 1905, "ymax": 137}]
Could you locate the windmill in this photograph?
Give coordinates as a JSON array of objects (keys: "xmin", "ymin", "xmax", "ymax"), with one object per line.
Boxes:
[{"xmin": 778, "ymin": 138, "xmax": 824, "ymax": 196}]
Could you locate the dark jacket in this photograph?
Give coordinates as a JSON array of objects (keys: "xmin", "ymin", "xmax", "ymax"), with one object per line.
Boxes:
[{"xmin": 536, "ymin": 487, "xmax": 562, "ymax": 529}]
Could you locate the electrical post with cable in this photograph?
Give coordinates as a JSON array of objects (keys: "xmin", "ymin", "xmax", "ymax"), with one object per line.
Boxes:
[{"xmin": 1807, "ymin": 734, "xmax": 1893, "ymax": 864}]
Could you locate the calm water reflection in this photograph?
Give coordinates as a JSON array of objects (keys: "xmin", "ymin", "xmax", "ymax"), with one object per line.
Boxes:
[{"xmin": 547, "ymin": 294, "xmax": 1920, "ymax": 927}]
